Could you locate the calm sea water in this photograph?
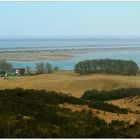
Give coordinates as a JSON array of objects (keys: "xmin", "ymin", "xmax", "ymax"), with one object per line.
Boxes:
[
  {"xmin": 1, "ymin": 38, "xmax": 140, "ymax": 70},
  {"xmin": 1, "ymin": 38, "xmax": 140, "ymax": 51}
]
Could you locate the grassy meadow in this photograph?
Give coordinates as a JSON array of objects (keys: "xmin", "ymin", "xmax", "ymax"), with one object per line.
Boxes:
[{"xmin": 1, "ymin": 70, "xmax": 140, "ymax": 97}]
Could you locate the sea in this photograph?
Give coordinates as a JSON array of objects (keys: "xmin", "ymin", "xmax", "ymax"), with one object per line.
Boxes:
[{"xmin": 1, "ymin": 38, "xmax": 140, "ymax": 70}]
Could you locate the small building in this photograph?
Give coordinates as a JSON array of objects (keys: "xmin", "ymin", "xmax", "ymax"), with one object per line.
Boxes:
[
  {"xmin": 1, "ymin": 68, "xmax": 27, "ymax": 77},
  {"xmin": 13, "ymin": 68, "xmax": 26, "ymax": 76}
]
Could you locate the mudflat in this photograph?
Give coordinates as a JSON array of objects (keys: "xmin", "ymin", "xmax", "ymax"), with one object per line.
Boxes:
[{"xmin": 1, "ymin": 47, "xmax": 140, "ymax": 61}]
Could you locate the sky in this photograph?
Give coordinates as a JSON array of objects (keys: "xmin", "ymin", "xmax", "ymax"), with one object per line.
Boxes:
[{"xmin": 0, "ymin": 2, "xmax": 140, "ymax": 39}]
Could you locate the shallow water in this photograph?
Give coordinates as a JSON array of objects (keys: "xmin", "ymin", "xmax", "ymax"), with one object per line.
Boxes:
[
  {"xmin": 1, "ymin": 38, "xmax": 140, "ymax": 70},
  {"xmin": 9, "ymin": 50, "xmax": 140, "ymax": 70}
]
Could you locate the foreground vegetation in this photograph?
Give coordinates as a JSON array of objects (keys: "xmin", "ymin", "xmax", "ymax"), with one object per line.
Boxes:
[
  {"xmin": 75, "ymin": 59, "xmax": 139, "ymax": 75},
  {"xmin": 1, "ymin": 59, "xmax": 140, "ymax": 137},
  {"xmin": 82, "ymin": 88, "xmax": 140, "ymax": 101},
  {"xmin": 0, "ymin": 88, "xmax": 140, "ymax": 138}
]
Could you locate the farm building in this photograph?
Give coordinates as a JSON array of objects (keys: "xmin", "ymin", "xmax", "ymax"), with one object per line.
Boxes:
[
  {"xmin": 13, "ymin": 68, "xmax": 26, "ymax": 76},
  {"xmin": 0, "ymin": 68, "xmax": 27, "ymax": 77}
]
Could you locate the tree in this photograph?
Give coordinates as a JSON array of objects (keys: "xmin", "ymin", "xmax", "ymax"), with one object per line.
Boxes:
[
  {"xmin": 35, "ymin": 62, "xmax": 54, "ymax": 74},
  {"xmin": 0, "ymin": 60, "xmax": 13, "ymax": 74},
  {"xmin": 26, "ymin": 66, "xmax": 32, "ymax": 75},
  {"xmin": 35, "ymin": 62, "xmax": 45, "ymax": 74},
  {"xmin": 54, "ymin": 66, "xmax": 59, "ymax": 72},
  {"xmin": 45, "ymin": 62, "xmax": 53, "ymax": 74}
]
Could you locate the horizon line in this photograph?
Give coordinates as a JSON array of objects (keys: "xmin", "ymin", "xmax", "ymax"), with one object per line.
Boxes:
[{"xmin": 1, "ymin": 36, "xmax": 140, "ymax": 40}]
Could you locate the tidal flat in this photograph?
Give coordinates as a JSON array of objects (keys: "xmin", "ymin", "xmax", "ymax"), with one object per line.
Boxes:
[{"xmin": 1, "ymin": 46, "xmax": 140, "ymax": 62}]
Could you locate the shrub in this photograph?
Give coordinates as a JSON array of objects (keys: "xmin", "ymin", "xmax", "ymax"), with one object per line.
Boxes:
[
  {"xmin": 0, "ymin": 88, "xmax": 139, "ymax": 138},
  {"xmin": 82, "ymin": 88, "xmax": 140, "ymax": 101},
  {"xmin": 88, "ymin": 101, "xmax": 128, "ymax": 114}
]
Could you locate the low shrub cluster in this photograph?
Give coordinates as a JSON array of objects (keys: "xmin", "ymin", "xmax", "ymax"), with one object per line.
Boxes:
[
  {"xmin": 0, "ymin": 88, "xmax": 139, "ymax": 138},
  {"xmin": 82, "ymin": 88, "xmax": 140, "ymax": 101},
  {"xmin": 88, "ymin": 101, "xmax": 128, "ymax": 114}
]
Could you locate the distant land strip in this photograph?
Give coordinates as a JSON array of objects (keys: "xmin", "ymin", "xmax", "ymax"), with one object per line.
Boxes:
[{"xmin": 1, "ymin": 46, "xmax": 140, "ymax": 53}]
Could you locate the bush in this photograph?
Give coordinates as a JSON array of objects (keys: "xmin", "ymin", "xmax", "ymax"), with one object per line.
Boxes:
[
  {"xmin": 88, "ymin": 101, "xmax": 128, "ymax": 114},
  {"xmin": 82, "ymin": 88, "xmax": 140, "ymax": 101},
  {"xmin": 0, "ymin": 88, "xmax": 109, "ymax": 138},
  {"xmin": 0, "ymin": 88, "xmax": 139, "ymax": 138}
]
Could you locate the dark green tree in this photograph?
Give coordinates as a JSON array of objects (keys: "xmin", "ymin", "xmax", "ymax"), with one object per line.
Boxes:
[
  {"xmin": 74, "ymin": 59, "xmax": 139, "ymax": 75},
  {"xmin": 0, "ymin": 60, "xmax": 13, "ymax": 74},
  {"xmin": 54, "ymin": 66, "xmax": 59, "ymax": 72},
  {"xmin": 45, "ymin": 62, "xmax": 54, "ymax": 74},
  {"xmin": 35, "ymin": 62, "xmax": 45, "ymax": 74}
]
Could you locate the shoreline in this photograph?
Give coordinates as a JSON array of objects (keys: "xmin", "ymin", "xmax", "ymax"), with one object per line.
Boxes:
[{"xmin": 1, "ymin": 46, "xmax": 140, "ymax": 62}]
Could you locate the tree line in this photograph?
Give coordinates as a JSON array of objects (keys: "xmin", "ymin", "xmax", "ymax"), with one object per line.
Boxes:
[
  {"xmin": 74, "ymin": 59, "xmax": 139, "ymax": 75},
  {"xmin": 35, "ymin": 62, "xmax": 59, "ymax": 74},
  {"xmin": 0, "ymin": 60, "xmax": 59, "ymax": 76}
]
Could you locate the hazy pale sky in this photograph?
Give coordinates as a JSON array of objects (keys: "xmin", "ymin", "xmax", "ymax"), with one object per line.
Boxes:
[{"xmin": 0, "ymin": 2, "xmax": 140, "ymax": 38}]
